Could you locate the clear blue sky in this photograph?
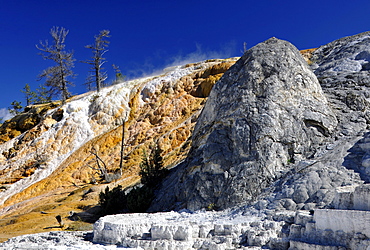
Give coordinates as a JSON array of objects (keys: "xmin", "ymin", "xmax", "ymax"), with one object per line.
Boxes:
[{"xmin": 1, "ymin": 0, "xmax": 370, "ymax": 120}]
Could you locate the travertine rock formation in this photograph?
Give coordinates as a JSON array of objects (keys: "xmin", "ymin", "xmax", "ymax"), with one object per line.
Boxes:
[
  {"xmin": 92, "ymin": 210, "xmax": 289, "ymax": 249},
  {"xmin": 311, "ymin": 31, "xmax": 370, "ymax": 140},
  {"xmin": 151, "ymin": 38, "xmax": 338, "ymax": 211}
]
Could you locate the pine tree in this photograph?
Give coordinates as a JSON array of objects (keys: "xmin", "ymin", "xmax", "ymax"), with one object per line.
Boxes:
[
  {"xmin": 37, "ymin": 26, "xmax": 75, "ymax": 104},
  {"xmin": 139, "ymin": 143, "xmax": 167, "ymax": 188},
  {"xmin": 21, "ymin": 84, "xmax": 37, "ymax": 106},
  {"xmin": 83, "ymin": 30, "xmax": 110, "ymax": 92},
  {"xmin": 8, "ymin": 101, "xmax": 23, "ymax": 115},
  {"xmin": 112, "ymin": 64, "xmax": 125, "ymax": 84}
]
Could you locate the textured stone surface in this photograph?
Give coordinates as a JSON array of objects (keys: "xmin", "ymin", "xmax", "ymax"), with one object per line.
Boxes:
[
  {"xmin": 311, "ymin": 31, "xmax": 370, "ymax": 138},
  {"xmin": 151, "ymin": 37, "xmax": 337, "ymax": 211},
  {"xmin": 0, "ymin": 231, "xmax": 125, "ymax": 249},
  {"xmin": 315, "ymin": 209, "xmax": 370, "ymax": 237},
  {"xmin": 92, "ymin": 210, "xmax": 289, "ymax": 249},
  {"xmin": 289, "ymin": 209, "xmax": 370, "ymax": 249},
  {"xmin": 312, "ymin": 31, "xmax": 370, "ymax": 75},
  {"xmin": 0, "ymin": 102, "xmax": 60, "ymax": 144}
]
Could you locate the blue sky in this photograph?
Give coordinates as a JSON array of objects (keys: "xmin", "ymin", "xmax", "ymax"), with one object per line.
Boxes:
[{"xmin": 1, "ymin": 0, "xmax": 370, "ymax": 120}]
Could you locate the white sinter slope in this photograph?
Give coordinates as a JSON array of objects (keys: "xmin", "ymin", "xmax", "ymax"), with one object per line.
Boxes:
[{"xmin": 0, "ymin": 61, "xmax": 224, "ymax": 210}]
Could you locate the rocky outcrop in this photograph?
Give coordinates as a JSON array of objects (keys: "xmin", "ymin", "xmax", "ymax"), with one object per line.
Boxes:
[
  {"xmin": 151, "ymin": 37, "xmax": 338, "ymax": 211},
  {"xmin": 0, "ymin": 102, "xmax": 61, "ymax": 144},
  {"xmin": 240, "ymin": 32, "xmax": 370, "ymax": 214},
  {"xmin": 289, "ymin": 184, "xmax": 370, "ymax": 250},
  {"xmin": 311, "ymin": 31, "xmax": 370, "ymax": 138}
]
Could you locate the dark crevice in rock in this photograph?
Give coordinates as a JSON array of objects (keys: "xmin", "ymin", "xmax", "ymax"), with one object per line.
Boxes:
[{"xmin": 303, "ymin": 119, "xmax": 330, "ymax": 137}]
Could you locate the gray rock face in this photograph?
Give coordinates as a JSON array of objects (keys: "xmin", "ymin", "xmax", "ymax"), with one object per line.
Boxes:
[
  {"xmin": 151, "ymin": 38, "xmax": 338, "ymax": 211},
  {"xmin": 251, "ymin": 32, "xmax": 370, "ymax": 212},
  {"xmin": 246, "ymin": 33, "xmax": 370, "ymax": 212},
  {"xmin": 311, "ymin": 31, "xmax": 370, "ymax": 137},
  {"xmin": 312, "ymin": 31, "xmax": 370, "ymax": 75}
]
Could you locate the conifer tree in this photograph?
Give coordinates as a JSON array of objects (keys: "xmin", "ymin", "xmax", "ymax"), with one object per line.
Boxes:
[
  {"xmin": 21, "ymin": 84, "xmax": 37, "ymax": 106},
  {"xmin": 112, "ymin": 64, "xmax": 125, "ymax": 84},
  {"xmin": 37, "ymin": 26, "xmax": 75, "ymax": 104},
  {"xmin": 83, "ymin": 30, "xmax": 110, "ymax": 92},
  {"xmin": 8, "ymin": 100, "xmax": 23, "ymax": 115},
  {"xmin": 139, "ymin": 143, "xmax": 166, "ymax": 188}
]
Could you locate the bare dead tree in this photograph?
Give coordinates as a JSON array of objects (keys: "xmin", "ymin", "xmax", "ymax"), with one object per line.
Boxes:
[
  {"xmin": 87, "ymin": 147, "xmax": 122, "ymax": 183},
  {"xmin": 83, "ymin": 30, "xmax": 110, "ymax": 92},
  {"xmin": 37, "ymin": 27, "xmax": 75, "ymax": 104},
  {"xmin": 89, "ymin": 147, "xmax": 108, "ymax": 180},
  {"xmin": 119, "ymin": 121, "xmax": 125, "ymax": 176}
]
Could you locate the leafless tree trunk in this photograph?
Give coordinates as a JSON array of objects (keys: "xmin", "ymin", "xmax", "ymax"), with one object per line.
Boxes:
[
  {"xmin": 119, "ymin": 121, "xmax": 125, "ymax": 176},
  {"xmin": 89, "ymin": 147, "xmax": 108, "ymax": 179}
]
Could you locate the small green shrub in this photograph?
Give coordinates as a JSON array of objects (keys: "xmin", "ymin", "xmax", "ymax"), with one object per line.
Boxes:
[
  {"xmin": 126, "ymin": 186, "xmax": 154, "ymax": 213},
  {"xmin": 99, "ymin": 185, "xmax": 126, "ymax": 215},
  {"xmin": 90, "ymin": 94, "xmax": 100, "ymax": 103},
  {"xmin": 139, "ymin": 144, "xmax": 168, "ymax": 188},
  {"xmin": 206, "ymin": 203, "xmax": 217, "ymax": 211},
  {"xmin": 97, "ymin": 143, "xmax": 168, "ymax": 215}
]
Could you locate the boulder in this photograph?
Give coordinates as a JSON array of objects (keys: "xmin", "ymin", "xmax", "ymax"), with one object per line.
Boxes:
[
  {"xmin": 150, "ymin": 37, "xmax": 337, "ymax": 211},
  {"xmin": 0, "ymin": 102, "xmax": 60, "ymax": 144}
]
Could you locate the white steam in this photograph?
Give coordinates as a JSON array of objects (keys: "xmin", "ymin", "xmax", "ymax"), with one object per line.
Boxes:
[
  {"xmin": 125, "ymin": 41, "xmax": 237, "ymax": 79},
  {"xmin": 166, "ymin": 42, "xmax": 237, "ymax": 67}
]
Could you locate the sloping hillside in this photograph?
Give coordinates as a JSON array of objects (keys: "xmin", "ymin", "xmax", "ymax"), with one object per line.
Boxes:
[{"xmin": 0, "ymin": 58, "xmax": 237, "ymax": 241}]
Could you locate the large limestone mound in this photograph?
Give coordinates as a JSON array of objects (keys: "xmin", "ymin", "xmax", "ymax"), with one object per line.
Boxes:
[
  {"xmin": 151, "ymin": 38, "xmax": 338, "ymax": 211},
  {"xmin": 234, "ymin": 31, "xmax": 370, "ymax": 212}
]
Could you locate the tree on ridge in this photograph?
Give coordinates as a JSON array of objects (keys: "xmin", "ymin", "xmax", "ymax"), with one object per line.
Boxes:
[
  {"xmin": 8, "ymin": 100, "xmax": 23, "ymax": 115},
  {"xmin": 83, "ymin": 30, "xmax": 110, "ymax": 92},
  {"xmin": 21, "ymin": 84, "xmax": 37, "ymax": 106},
  {"xmin": 112, "ymin": 64, "xmax": 125, "ymax": 84},
  {"xmin": 37, "ymin": 26, "xmax": 75, "ymax": 104}
]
